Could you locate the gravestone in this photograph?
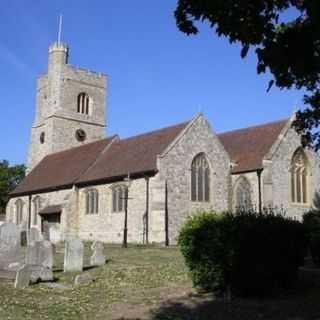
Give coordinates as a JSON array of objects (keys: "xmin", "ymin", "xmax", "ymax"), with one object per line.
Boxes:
[
  {"xmin": 25, "ymin": 241, "xmax": 54, "ymax": 269},
  {"xmin": 25, "ymin": 241, "xmax": 54, "ymax": 282},
  {"xmin": 64, "ymin": 238, "xmax": 83, "ymax": 272},
  {"xmin": 27, "ymin": 227, "xmax": 41, "ymax": 245},
  {"xmin": 90, "ymin": 241, "xmax": 106, "ymax": 266},
  {"xmin": 14, "ymin": 265, "xmax": 31, "ymax": 289},
  {"xmin": 0, "ymin": 223, "xmax": 20, "ymax": 269}
]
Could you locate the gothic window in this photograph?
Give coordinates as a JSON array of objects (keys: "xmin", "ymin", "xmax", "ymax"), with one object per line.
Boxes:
[
  {"xmin": 191, "ymin": 153, "xmax": 210, "ymax": 202},
  {"xmin": 112, "ymin": 185, "xmax": 128, "ymax": 212},
  {"xmin": 32, "ymin": 196, "xmax": 41, "ymax": 225},
  {"xmin": 85, "ymin": 189, "xmax": 99, "ymax": 214},
  {"xmin": 15, "ymin": 199, "xmax": 24, "ymax": 225},
  {"xmin": 291, "ymin": 148, "xmax": 309, "ymax": 204},
  {"xmin": 234, "ymin": 176, "xmax": 252, "ymax": 211},
  {"xmin": 77, "ymin": 93, "xmax": 90, "ymax": 115}
]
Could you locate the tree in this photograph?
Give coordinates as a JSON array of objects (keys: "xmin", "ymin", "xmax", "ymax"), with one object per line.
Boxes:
[
  {"xmin": 175, "ymin": 0, "xmax": 320, "ymax": 149},
  {"xmin": 0, "ymin": 160, "xmax": 25, "ymax": 214}
]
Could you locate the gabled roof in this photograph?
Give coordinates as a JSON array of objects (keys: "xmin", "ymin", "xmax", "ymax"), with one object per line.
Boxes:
[
  {"xmin": 77, "ymin": 121, "xmax": 189, "ymax": 185},
  {"xmin": 11, "ymin": 137, "xmax": 116, "ymax": 196},
  {"xmin": 218, "ymin": 119, "xmax": 289, "ymax": 174},
  {"xmin": 10, "ymin": 121, "xmax": 189, "ymax": 196}
]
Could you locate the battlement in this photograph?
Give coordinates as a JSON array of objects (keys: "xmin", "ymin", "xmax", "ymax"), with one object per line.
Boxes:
[
  {"xmin": 49, "ymin": 42, "xmax": 69, "ymax": 53},
  {"xmin": 69, "ymin": 65, "xmax": 106, "ymax": 78}
]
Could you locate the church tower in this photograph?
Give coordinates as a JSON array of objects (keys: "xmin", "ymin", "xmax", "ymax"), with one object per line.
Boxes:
[{"xmin": 27, "ymin": 42, "xmax": 107, "ymax": 171}]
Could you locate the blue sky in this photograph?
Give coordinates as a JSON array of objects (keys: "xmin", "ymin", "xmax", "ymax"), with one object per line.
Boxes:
[{"xmin": 1, "ymin": 1, "xmax": 303, "ymax": 165}]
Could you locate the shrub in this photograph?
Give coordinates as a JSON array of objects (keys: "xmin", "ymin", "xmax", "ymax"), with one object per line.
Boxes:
[
  {"xmin": 303, "ymin": 210, "xmax": 320, "ymax": 266},
  {"xmin": 178, "ymin": 211, "xmax": 307, "ymax": 297}
]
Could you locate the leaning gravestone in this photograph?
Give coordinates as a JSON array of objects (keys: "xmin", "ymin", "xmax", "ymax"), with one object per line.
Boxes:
[
  {"xmin": 0, "ymin": 222, "xmax": 21, "ymax": 269},
  {"xmin": 64, "ymin": 238, "xmax": 83, "ymax": 272},
  {"xmin": 14, "ymin": 264, "xmax": 31, "ymax": 289},
  {"xmin": 90, "ymin": 241, "xmax": 106, "ymax": 266}
]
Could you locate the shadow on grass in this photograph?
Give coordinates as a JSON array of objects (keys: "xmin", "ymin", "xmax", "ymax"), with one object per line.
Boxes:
[{"xmin": 148, "ymin": 269, "xmax": 320, "ymax": 320}]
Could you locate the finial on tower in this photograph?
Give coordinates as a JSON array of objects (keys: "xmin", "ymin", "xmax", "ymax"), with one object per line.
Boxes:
[{"xmin": 58, "ymin": 14, "xmax": 63, "ymax": 44}]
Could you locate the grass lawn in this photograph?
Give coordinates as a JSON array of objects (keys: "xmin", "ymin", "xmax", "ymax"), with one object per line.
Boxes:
[{"xmin": 0, "ymin": 244, "xmax": 320, "ymax": 320}]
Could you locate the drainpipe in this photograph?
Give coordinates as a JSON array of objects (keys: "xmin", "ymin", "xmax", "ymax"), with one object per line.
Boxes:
[
  {"xmin": 257, "ymin": 169, "xmax": 263, "ymax": 214},
  {"xmin": 165, "ymin": 180, "xmax": 169, "ymax": 246},
  {"xmin": 145, "ymin": 177, "xmax": 149, "ymax": 245},
  {"xmin": 28, "ymin": 194, "xmax": 32, "ymax": 229}
]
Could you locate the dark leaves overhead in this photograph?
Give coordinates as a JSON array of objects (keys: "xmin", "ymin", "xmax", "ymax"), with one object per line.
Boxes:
[{"xmin": 175, "ymin": 0, "xmax": 320, "ymax": 150}]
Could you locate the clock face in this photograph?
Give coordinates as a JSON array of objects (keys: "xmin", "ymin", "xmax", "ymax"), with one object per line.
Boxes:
[
  {"xmin": 75, "ymin": 129, "xmax": 87, "ymax": 142},
  {"xmin": 40, "ymin": 132, "xmax": 45, "ymax": 144}
]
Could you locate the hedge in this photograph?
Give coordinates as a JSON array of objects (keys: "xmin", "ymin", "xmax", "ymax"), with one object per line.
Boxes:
[{"xmin": 178, "ymin": 211, "xmax": 307, "ymax": 297}]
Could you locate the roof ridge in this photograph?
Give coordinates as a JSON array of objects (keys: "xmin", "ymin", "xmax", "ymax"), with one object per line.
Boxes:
[
  {"xmin": 218, "ymin": 118, "xmax": 289, "ymax": 137},
  {"xmin": 45, "ymin": 135, "xmax": 117, "ymax": 158},
  {"xmin": 117, "ymin": 120, "xmax": 190, "ymax": 142}
]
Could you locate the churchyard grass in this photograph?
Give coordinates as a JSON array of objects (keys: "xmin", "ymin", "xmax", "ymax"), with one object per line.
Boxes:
[
  {"xmin": 0, "ymin": 244, "xmax": 190, "ymax": 319},
  {"xmin": 0, "ymin": 244, "xmax": 320, "ymax": 319}
]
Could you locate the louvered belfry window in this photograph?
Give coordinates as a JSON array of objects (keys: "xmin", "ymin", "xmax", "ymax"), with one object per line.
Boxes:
[
  {"xmin": 77, "ymin": 92, "xmax": 90, "ymax": 115},
  {"xmin": 191, "ymin": 153, "xmax": 210, "ymax": 202}
]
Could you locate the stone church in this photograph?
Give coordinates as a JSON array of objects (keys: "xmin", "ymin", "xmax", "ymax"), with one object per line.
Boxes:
[{"xmin": 5, "ymin": 42, "xmax": 320, "ymax": 244}]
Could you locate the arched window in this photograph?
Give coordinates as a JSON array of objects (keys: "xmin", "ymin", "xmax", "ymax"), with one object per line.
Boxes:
[
  {"xmin": 85, "ymin": 189, "xmax": 99, "ymax": 214},
  {"xmin": 32, "ymin": 196, "xmax": 41, "ymax": 225},
  {"xmin": 15, "ymin": 199, "xmax": 24, "ymax": 225},
  {"xmin": 291, "ymin": 148, "xmax": 309, "ymax": 204},
  {"xmin": 191, "ymin": 153, "xmax": 210, "ymax": 202},
  {"xmin": 112, "ymin": 185, "xmax": 128, "ymax": 212},
  {"xmin": 77, "ymin": 93, "xmax": 90, "ymax": 115},
  {"xmin": 234, "ymin": 176, "xmax": 252, "ymax": 211}
]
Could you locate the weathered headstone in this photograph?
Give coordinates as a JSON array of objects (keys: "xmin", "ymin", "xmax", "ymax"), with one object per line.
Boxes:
[
  {"xmin": 0, "ymin": 222, "xmax": 20, "ymax": 252},
  {"xmin": 27, "ymin": 227, "xmax": 41, "ymax": 245},
  {"xmin": 90, "ymin": 241, "xmax": 106, "ymax": 266},
  {"xmin": 29, "ymin": 265, "xmax": 53, "ymax": 283},
  {"xmin": 14, "ymin": 265, "xmax": 31, "ymax": 289},
  {"xmin": 64, "ymin": 238, "xmax": 83, "ymax": 272},
  {"xmin": 25, "ymin": 241, "xmax": 54, "ymax": 269},
  {"xmin": 0, "ymin": 223, "xmax": 20, "ymax": 269},
  {"xmin": 25, "ymin": 241, "xmax": 54, "ymax": 282}
]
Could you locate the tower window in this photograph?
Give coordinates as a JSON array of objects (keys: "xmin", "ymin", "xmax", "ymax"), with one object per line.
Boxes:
[
  {"xmin": 191, "ymin": 153, "xmax": 210, "ymax": 202},
  {"xmin": 77, "ymin": 93, "xmax": 90, "ymax": 115}
]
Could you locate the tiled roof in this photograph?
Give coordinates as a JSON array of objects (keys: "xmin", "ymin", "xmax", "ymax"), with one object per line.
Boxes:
[
  {"xmin": 77, "ymin": 121, "xmax": 189, "ymax": 185},
  {"xmin": 10, "ymin": 137, "xmax": 116, "ymax": 196},
  {"xmin": 10, "ymin": 121, "xmax": 189, "ymax": 196},
  {"xmin": 218, "ymin": 119, "xmax": 289, "ymax": 174}
]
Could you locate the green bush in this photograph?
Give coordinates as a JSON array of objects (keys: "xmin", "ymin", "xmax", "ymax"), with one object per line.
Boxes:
[
  {"xmin": 303, "ymin": 210, "xmax": 320, "ymax": 266},
  {"xmin": 178, "ymin": 211, "xmax": 307, "ymax": 297}
]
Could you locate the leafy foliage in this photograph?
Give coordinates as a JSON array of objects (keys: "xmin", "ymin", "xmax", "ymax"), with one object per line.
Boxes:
[
  {"xmin": 178, "ymin": 211, "xmax": 307, "ymax": 297},
  {"xmin": 175, "ymin": 0, "xmax": 320, "ymax": 149},
  {"xmin": 303, "ymin": 209, "xmax": 320, "ymax": 266},
  {"xmin": 0, "ymin": 160, "xmax": 25, "ymax": 213}
]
